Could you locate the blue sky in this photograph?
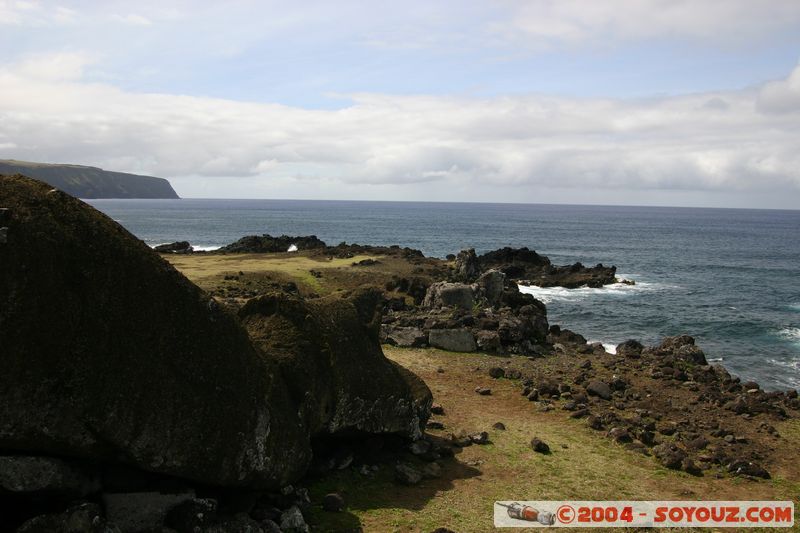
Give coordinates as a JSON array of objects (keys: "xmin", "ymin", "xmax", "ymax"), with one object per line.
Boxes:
[{"xmin": 1, "ymin": 0, "xmax": 799, "ymax": 207}]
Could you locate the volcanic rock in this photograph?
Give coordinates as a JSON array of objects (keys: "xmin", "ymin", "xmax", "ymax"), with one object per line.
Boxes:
[{"xmin": 0, "ymin": 175, "xmax": 431, "ymax": 490}]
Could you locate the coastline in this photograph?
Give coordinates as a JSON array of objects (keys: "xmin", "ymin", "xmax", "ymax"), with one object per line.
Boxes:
[{"xmin": 2, "ymin": 174, "xmax": 797, "ymax": 532}]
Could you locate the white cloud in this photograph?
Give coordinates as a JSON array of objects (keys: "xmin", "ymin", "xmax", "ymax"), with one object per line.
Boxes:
[
  {"xmin": 111, "ymin": 13, "xmax": 153, "ymax": 26},
  {"xmin": 0, "ymin": 53, "xmax": 798, "ymax": 197},
  {"xmin": 0, "ymin": 0, "xmax": 75, "ymax": 25},
  {"xmin": 494, "ymin": 0, "xmax": 800, "ymax": 48},
  {"xmin": 758, "ymin": 65, "xmax": 800, "ymax": 113},
  {"xmin": 11, "ymin": 51, "xmax": 94, "ymax": 81}
]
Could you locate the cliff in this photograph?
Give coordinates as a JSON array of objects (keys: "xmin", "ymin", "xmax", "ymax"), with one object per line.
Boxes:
[{"xmin": 0, "ymin": 159, "xmax": 179, "ymax": 199}]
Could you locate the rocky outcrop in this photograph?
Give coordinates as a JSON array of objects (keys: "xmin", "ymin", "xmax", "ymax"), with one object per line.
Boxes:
[
  {"xmin": 422, "ymin": 282, "xmax": 475, "ymax": 311},
  {"xmin": 382, "ymin": 269, "xmax": 549, "ymax": 355},
  {"xmin": 218, "ymin": 234, "xmax": 327, "ymax": 253},
  {"xmin": 477, "ymin": 246, "xmax": 617, "ymax": 288},
  {"xmin": 509, "ymin": 332, "xmax": 797, "ymax": 479},
  {"xmin": 0, "ymin": 175, "xmax": 431, "ymax": 493},
  {"xmin": 428, "ymin": 329, "xmax": 478, "ymax": 352},
  {"xmin": 453, "ymin": 248, "xmax": 480, "ymax": 282},
  {"xmin": 239, "ymin": 288, "xmax": 431, "ymax": 440},
  {"xmin": 154, "ymin": 240, "xmax": 193, "ymax": 254}
]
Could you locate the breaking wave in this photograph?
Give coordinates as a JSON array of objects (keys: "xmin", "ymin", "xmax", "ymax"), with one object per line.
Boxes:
[{"xmin": 517, "ymin": 276, "xmax": 670, "ymax": 305}]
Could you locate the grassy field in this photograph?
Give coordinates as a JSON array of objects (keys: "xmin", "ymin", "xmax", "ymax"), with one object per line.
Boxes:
[
  {"xmin": 166, "ymin": 253, "xmax": 799, "ymax": 532},
  {"xmin": 305, "ymin": 347, "xmax": 800, "ymax": 533}
]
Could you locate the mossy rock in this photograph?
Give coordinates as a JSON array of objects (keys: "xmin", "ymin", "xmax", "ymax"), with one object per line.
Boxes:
[{"xmin": 0, "ymin": 175, "xmax": 430, "ymax": 489}]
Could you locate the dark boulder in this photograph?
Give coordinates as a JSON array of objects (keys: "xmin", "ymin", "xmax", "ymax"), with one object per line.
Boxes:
[
  {"xmin": 0, "ymin": 175, "xmax": 431, "ymax": 491},
  {"xmin": 616, "ymin": 339, "xmax": 644, "ymax": 358},
  {"xmin": 530, "ymin": 437, "xmax": 550, "ymax": 454},
  {"xmin": 652, "ymin": 443, "xmax": 686, "ymax": 470},
  {"xmin": 239, "ymin": 288, "xmax": 432, "ymax": 441},
  {"xmin": 477, "ymin": 247, "xmax": 616, "ymax": 288},
  {"xmin": 218, "ymin": 234, "xmax": 326, "ymax": 253},
  {"xmin": 322, "ymin": 493, "xmax": 346, "ymax": 512},
  {"xmin": 586, "ymin": 381, "xmax": 613, "ymax": 400},
  {"xmin": 727, "ymin": 460, "xmax": 770, "ymax": 479},
  {"xmin": 453, "ymin": 248, "xmax": 480, "ymax": 282},
  {"xmin": 154, "ymin": 240, "xmax": 193, "ymax": 254}
]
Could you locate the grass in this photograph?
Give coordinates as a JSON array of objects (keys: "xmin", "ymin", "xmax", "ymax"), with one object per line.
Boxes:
[
  {"xmin": 166, "ymin": 252, "xmax": 384, "ymax": 295},
  {"xmin": 304, "ymin": 347, "xmax": 800, "ymax": 533},
  {"xmin": 163, "ymin": 254, "xmax": 799, "ymax": 532}
]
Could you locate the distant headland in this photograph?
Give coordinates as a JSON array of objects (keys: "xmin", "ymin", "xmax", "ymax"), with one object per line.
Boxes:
[{"xmin": 0, "ymin": 159, "xmax": 179, "ymax": 199}]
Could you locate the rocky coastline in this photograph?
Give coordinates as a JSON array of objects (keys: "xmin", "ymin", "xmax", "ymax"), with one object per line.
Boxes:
[{"xmin": 1, "ymin": 174, "xmax": 797, "ymax": 533}]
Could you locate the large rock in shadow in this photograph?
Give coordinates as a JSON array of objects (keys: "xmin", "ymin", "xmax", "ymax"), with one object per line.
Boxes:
[
  {"xmin": 240, "ymin": 288, "xmax": 431, "ymax": 440},
  {"xmin": 0, "ymin": 174, "xmax": 430, "ymax": 490}
]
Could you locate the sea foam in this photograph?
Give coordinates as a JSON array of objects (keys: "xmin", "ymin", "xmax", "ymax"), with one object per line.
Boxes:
[
  {"xmin": 517, "ymin": 276, "xmax": 666, "ymax": 304},
  {"xmin": 777, "ymin": 327, "xmax": 800, "ymax": 344}
]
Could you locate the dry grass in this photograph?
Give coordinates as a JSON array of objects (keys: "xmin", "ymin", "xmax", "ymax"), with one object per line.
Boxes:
[{"xmin": 306, "ymin": 347, "xmax": 800, "ymax": 533}]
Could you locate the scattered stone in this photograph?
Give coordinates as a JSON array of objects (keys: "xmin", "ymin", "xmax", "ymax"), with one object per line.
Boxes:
[
  {"xmin": 728, "ymin": 461, "xmax": 770, "ymax": 479},
  {"xmin": 657, "ymin": 421, "xmax": 678, "ymax": 436},
  {"xmin": 530, "ymin": 437, "xmax": 550, "ymax": 454},
  {"xmin": 450, "ymin": 431, "xmax": 473, "ymax": 448},
  {"xmin": 686, "ymin": 436, "xmax": 709, "ymax": 451},
  {"xmin": 470, "ymin": 432, "xmax": 490, "ymax": 445},
  {"xmin": 429, "ymin": 328, "xmax": 478, "ymax": 352},
  {"xmin": 103, "ymin": 491, "xmax": 195, "ymax": 533},
  {"xmin": 475, "ymin": 387, "xmax": 492, "ymax": 396},
  {"xmin": 652, "ymin": 443, "xmax": 687, "ymax": 470},
  {"xmin": 506, "ymin": 369, "xmax": 522, "ymax": 380},
  {"xmin": 616, "ymin": 339, "xmax": 644, "ymax": 358},
  {"xmin": 608, "ymin": 427, "xmax": 633, "ymax": 443},
  {"xmin": 586, "ymin": 380, "xmax": 612, "ymax": 400},
  {"xmin": 537, "ymin": 379, "xmax": 561, "ymax": 397},
  {"xmin": 527, "ymin": 389, "xmax": 539, "ymax": 401},
  {"xmin": 431, "ymin": 404, "xmax": 445, "ymax": 415},
  {"xmin": 636, "ymin": 430, "xmax": 655, "ymax": 446},
  {"xmin": 280, "ymin": 505, "xmax": 310, "ymax": 533},
  {"xmin": 383, "ymin": 326, "xmax": 428, "ymax": 348},
  {"xmin": 165, "ymin": 498, "xmax": 217, "ymax": 531},
  {"xmin": 488, "ymin": 367, "xmax": 505, "ymax": 379},
  {"xmin": 681, "ymin": 457, "xmax": 702, "ymax": 476},
  {"xmin": 427, "ymin": 421, "xmax": 445, "ymax": 430},
  {"xmin": 587, "ymin": 416, "xmax": 604, "ymax": 430},
  {"xmin": 492, "ymin": 422, "xmax": 506, "ymax": 430},
  {"xmin": 570, "ymin": 408, "xmax": 590, "ymax": 419},
  {"xmin": 395, "ymin": 463, "xmax": 423, "ymax": 485},
  {"xmin": 322, "ymin": 493, "xmax": 345, "ymax": 512}
]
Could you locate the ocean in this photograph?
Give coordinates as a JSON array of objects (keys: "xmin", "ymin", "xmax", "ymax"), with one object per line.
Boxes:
[{"xmin": 87, "ymin": 199, "xmax": 800, "ymax": 391}]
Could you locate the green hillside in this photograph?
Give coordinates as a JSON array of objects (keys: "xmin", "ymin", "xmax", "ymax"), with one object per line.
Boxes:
[{"xmin": 0, "ymin": 160, "xmax": 179, "ymax": 199}]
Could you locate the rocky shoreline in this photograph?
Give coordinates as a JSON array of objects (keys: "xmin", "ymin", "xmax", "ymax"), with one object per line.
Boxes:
[{"xmin": 1, "ymin": 174, "xmax": 797, "ymax": 533}]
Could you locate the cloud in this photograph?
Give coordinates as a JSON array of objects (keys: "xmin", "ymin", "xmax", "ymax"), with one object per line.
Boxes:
[
  {"xmin": 0, "ymin": 1, "xmax": 75, "ymax": 25},
  {"xmin": 0, "ymin": 53, "xmax": 799, "ymax": 196},
  {"xmin": 757, "ymin": 64, "xmax": 800, "ymax": 113},
  {"xmin": 111, "ymin": 13, "xmax": 152, "ymax": 26},
  {"xmin": 493, "ymin": 0, "xmax": 800, "ymax": 48},
  {"xmin": 10, "ymin": 51, "xmax": 94, "ymax": 81}
]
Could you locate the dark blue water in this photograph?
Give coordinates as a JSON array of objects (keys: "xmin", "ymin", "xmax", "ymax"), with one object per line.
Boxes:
[{"xmin": 87, "ymin": 199, "xmax": 800, "ymax": 390}]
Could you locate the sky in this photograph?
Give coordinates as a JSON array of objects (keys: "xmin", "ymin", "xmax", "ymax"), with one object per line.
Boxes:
[{"xmin": 1, "ymin": 1, "xmax": 799, "ymax": 208}]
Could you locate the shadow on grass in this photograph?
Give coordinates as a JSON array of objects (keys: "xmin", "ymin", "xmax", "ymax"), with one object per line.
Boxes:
[{"xmin": 303, "ymin": 434, "xmax": 481, "ymax": 532}]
